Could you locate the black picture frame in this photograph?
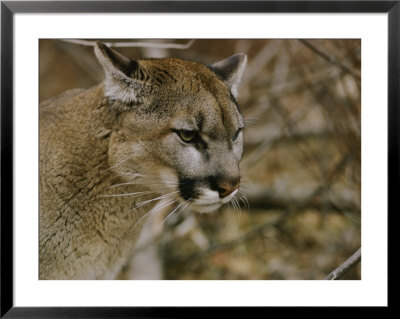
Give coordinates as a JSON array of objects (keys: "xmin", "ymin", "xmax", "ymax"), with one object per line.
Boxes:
[{"xmin": 1, "ymin": 1, "xmax": 396, "ymax": 317}]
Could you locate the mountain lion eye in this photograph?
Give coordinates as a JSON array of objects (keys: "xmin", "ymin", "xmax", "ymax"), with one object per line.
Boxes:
[
  {"xmin": 177, "ymin": 130, "xmax": 197, "ymax": 143},
  {"xmin": 233, "ymin": 128, "xmax": 242, "ymax": 141}
]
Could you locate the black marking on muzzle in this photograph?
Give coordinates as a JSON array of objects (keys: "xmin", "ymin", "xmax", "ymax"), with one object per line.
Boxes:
[{"xmin": 179, "ymin": 177, "xmax": 201, "ymax": 201}]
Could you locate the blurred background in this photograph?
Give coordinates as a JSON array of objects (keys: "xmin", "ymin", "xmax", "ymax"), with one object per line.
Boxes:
[{"xmin": 40, "ymin": 39, "xmax": 361, "ymax": 280}]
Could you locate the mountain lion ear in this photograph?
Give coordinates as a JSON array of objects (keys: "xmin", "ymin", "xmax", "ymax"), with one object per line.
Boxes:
[
  {"xmin": 211, "ymin": 53, "xmax": 247, "ymax": 99},
  {"xmin": 94, "ymin": 41, "xmax": 138, "ymax": 77},
  {"xmin": 94, "ymin": 41, "xmax": 148, "ymax": 105}
]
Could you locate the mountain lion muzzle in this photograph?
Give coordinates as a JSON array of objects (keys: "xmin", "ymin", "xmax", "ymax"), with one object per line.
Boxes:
[{"xmin": 39, "ymin": 41, "xmax": 247, "ymax": 279}]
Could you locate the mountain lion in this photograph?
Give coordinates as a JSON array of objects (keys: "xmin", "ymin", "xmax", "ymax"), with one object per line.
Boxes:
[{"xmin": 39, "ymin": 41, "xmax": 247, "ymax": 279}]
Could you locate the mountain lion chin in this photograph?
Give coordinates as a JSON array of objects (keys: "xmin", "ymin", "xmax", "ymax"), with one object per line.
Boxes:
[{"xmin": 190, "ymin": 203, "xmax": 223, "ymax": 214}]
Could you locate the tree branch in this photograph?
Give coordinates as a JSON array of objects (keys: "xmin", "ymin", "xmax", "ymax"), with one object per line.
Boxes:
[
  {"xmin": 171, "ymin": 212, "xmax": 291, "ymax": 264},
  {"xmin": 324, "ymin": 247, "xmax": 361, "ymax": 280},
  {"xmin": 299, "ymin": 39, "xmax": 361, "ymax": 83},
  {"xmin": 60, "ymin": 39, "xmax": 195, "ymax": 50},
  {"xmin": 245, "ymin": 188, "xmax": 360, "ymax": 213}
]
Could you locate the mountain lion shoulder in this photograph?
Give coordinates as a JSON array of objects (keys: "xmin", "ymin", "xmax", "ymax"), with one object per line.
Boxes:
[{"xmin": 39, "ymin": 41, "xmax": 247, "ymax": 279}]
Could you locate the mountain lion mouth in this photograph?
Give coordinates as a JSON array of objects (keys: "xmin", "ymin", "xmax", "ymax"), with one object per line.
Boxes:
[{"xmin": 184, "ymin": 187, "xmax": 239, "ymax": 214}]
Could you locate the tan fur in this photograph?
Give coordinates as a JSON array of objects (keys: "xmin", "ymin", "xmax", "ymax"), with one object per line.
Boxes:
[{"xmin": 39, "ymin": 42, "xmax": 246, "ymax": 279}]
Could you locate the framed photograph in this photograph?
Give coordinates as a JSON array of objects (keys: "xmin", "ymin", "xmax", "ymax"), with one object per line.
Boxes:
[{"xmin": 1, "ymin": 0, "xmax": 395, "ymax": 317}]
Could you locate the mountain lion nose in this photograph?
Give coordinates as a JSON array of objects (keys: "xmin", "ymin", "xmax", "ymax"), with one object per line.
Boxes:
[{"xmin": 217, "ymin": 180, "xmax": 240, "ymax": 198}]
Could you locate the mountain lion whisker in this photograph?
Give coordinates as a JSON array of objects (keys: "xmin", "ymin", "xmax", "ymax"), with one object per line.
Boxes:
[
  {"xmin": 133, "ymin": 198, "xmax": 176, "ymax": 228},
  {"xmin": 130, "ymin": 191, "xmax": 180, "ymax": 212},
  {"xmin": 235, "ymin": 196, "xmax": 242, "ymax": 216},
  {"xmin": 134, "ymin": 173, "xmax": 178, "ymax": 182},
  {"xmin": 100, "ymin": 190, "xmax": 153, "ymax": 198},
  {"xmin": 161, "ymin": 199, "xmax": 190, "ymax": 225},
  {"xmin": 105, "ymin": 153, "xmax": 136, "ymax": 171},
  {"xmin": 107, "ymin": 181, "xmax": 178, "ymax": 190},
  {"xmin": 237, "ymin": 191, "xmax": 249, "ymax": 209},
  {"xmin": 173, "ymin": 198, "xmax": 192, "ymax": 219},
  {"xmin": 114, "ymin": 171, "xmax": 141, "ymax": 176},
  {"xmin": 106, "ymin": 182, "xmax": 138, "ymax": 189},
  {"xmin": 230, "ymin": 196, "xmax": 240, "ymax": 215}
]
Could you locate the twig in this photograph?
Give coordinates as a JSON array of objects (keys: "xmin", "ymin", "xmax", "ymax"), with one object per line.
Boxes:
[
  {"xmin": 299, "ymin": 39, "xmax": 361, "ymax": 83},
  {"xmin": 245, "ymin": 188, "xmax": 360, "ymax": 213},
  {"xmin": 60, "ymin": 39, "xmax": 195, "ymax": 50},
  {"xmin": 172, "ymin": 212, "xmax": 290, "ymax": 264},
  {"xmin": 324, "ymin": 247, "xmax": 361, "ymax": 280}
]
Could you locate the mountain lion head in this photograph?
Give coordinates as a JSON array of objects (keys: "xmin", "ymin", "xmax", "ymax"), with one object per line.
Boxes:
[
  {"xmin": 95, "ymin": 42, "xmax": 247, "ymax": 214},
  {"xmin": 40, "ymin": 41, "xmax": 248, "ymax": 279}
]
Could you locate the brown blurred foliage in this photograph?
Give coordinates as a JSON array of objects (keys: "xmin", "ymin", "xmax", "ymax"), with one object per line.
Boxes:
[{"xmin": 40, "ymin": 39, "xmax": 361, "ymax": 280}]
